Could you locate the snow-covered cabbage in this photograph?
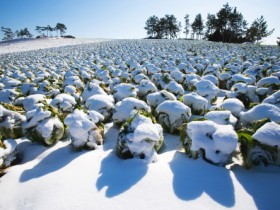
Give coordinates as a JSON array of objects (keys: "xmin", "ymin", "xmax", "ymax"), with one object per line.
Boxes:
[
  {"xmin": 237, "ymin": 119, "xmax": 280, "ymax": 168},
  {"xmin": 164, "ymin": 81, "xmax": 184, "ymax": 99},
  {"xmin": 146, "ymin": 90, "xmax": 176, "ymax": 111},
  {"xmin": 136, "ymin": 79, "xmax": 157, "ymax": 99},
  {"xmin": 82, "ymin": 82, "xmax": 107, "ymax": 102},
  {"xmin": 22, "ymin": 107, "xmax": 65, "ymax": 146},
  {"xmin": 262, "ymin": 90, "xmax": 280, "ymax": 108},
  {"xmin": 113, "ymin": 97, "xmax": 151, "ymax": 126},
  {"xmin": 182, "ymin": 92, "xmax": 208, "ymax": 115},
  {"xmin": 219, "ymin": 98, "xmax": 245, "ymax": 117},
  {"xmin": 156, "ymin": 100, "xmax": 191, "ymax": 134},
  {"xmin": 113, "ymin": 83, "xmax": 138, "ymax": 102},
  {"xmin": 181, "ymin": 120, "xmax": 238, "ymax": 166},
  {"xmin": 64, "ymin": 109, "xmax": 104, "ymax": 150},
  {"xmin": 0, "ymin": 104, "xmax": 26, "ymax": 139},
  {"xmin": 86, "ymin": 94, "xmax": 115, "ymax": 122},
  {"xmin": 116, "ymin": 111, "xmax": 164, "ymax": 162},
  {"xmin": 240, "ymin": 104, "xmax": 280, "ymax": 126},
  {"xmin": 50, "ymin": 93, "xmax": 77, "ymax": 113},
  {"xmin": 0, "ymin": 89, "xmax": 19, "ymax": 104},
  {"xmin": 205, "ymin": 110, "xmax": 237, "ymax": 127},
  {"xmin": 0, "ymin": 139, "xmax": 18, "ymax": 169},
  {"xmin": 22, "ymin": 94, "xmax": 47, "ymax": 112},
  {"xmin": 194, "ymin": 79, "xmax": 219, "ymax": 103}
]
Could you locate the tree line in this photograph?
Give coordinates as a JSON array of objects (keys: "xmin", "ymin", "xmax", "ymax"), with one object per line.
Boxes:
[
  {"xmin": 1, "ymin": 23, "xmax": 67, "ymax": 41},
  {"xmin": 144, "ymin": 3, "xmax": 275, "ymax": 44}
]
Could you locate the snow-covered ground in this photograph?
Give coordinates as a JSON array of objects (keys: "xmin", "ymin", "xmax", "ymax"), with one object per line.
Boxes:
[
  {"xmin": 1, "ymin": 126, "xmax": 280, "ymax": 210},
  {"xmin": 0, "ymin": 38, "xmax": 111, "ymax": 54},
  {"xmin": 0, "ymin": 39, "xmax": 280, "ymax": 210}
]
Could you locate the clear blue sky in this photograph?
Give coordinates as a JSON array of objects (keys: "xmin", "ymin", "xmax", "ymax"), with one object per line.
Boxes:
[{"xmin": 0, "ymin": 0, "xmax": 279, "ymax": 44}]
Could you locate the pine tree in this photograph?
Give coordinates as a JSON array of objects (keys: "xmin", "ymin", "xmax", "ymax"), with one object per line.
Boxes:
[
  {"xmin": 1, "ymin": 27, "xmax": 14, "ymax": 41},
  {"xmin": 246, "ymin": 16, "xmax": 274, "ymax": 44},
  {"xmin": 184, "ymin": 14, "xmax": 190, "ymax": 39}
]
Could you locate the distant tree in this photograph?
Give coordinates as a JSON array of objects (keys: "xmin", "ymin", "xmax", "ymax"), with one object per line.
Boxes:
[
  {"xmin": 55, "ymin": 23, "xmax": 67, "ymax": 37},
  {"xmin": 178, "ymin": 22, "xmax": 182, "ymax": 38},
  {"xmin": 183, "ymin": 14, "xmax": 190, "ymax": 38},
  {"xmin": 206, "ymin": 3, "xmax": 250, "ymax": 43},
  {"xmin": 144, "ymin": 15, "xmax": 159, "ymax": 38},
  {"xmin": 191, "ymin": 13, "xmax": 204, "ymax": 40},
  {"xmin": 164, "ymin": 14, "xmax": 180, "ymax": 39},
  {"xmin": 144, "ymin": 15, "xmax": 179, "ymax": 39},
  {"xmin": 35, "ymin": 26, "xmax": 46, "ymax": 37},
  {"xmin": 15, "ymin": 28, "xmax": 33, "ymax": 39},
  {"xmin": 246, "ymin": 16, "xmax": 274, "ymax": 44},
  {"xmin": 205, "ymin": 14, "xmax": 216, "ymax": 38},
  {"xmin": 1, "ymin": 27, "xmax": 14, "ymax": 40}
]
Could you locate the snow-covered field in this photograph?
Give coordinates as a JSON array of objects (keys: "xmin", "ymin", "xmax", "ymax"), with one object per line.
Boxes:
[
  {"xmin": 0, "ymin": 38, "xmax": 111, "ymax": 55},
  {"xmin": 0, "ymin": 39, "xmax": 280, "ymax": 210}
]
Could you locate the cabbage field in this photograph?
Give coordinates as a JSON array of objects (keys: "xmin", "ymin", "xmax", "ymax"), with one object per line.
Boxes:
[{"xmin": 0, "ymin": 39, "xmax": 280, "ymax": 210}]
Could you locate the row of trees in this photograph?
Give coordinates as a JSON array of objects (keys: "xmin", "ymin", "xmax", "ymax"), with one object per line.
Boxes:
[
  {"xmin": 1, "ymin": 23, "xmax": 67, "ymax": 41},
  {"xmin": 144, "ymin": 15, "xmax": 180, "ymax": 39},
  {"xmin": 144, "ymin": 3, "xmax": 274, "ymax": 44},
  {"xmin": 1, "ymin": 27, "xmax": 33, "ymax": 40},
  {"xmin": 35, "ymin": 23, "xmax": 67, "ymax": 37}
]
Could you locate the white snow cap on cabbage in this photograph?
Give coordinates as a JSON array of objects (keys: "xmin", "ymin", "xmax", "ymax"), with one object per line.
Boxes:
[
  {"xmin": 205, "ymin": 110, "xmax": 237, "ymax": 127},
  {"xmin": 182, "ymin": 92, "xmax": 208, "ymax": 112},
  {"xmin": 257, "ymin": 76, "xmax": 280, "ymax": 88},
  {"xmin": 136, "ymin": 79, "xmax": 157, "ymax": 98},
  {"xmin": 0, "ymin": 105, "xmax": 26, "ymax": 128},
  {"xmin": 113, "ymin": 97, "xmax": 151, "ymax": 124},
  {"xmin": 125, "ymin": 112, "xmax": 163, "ymax": 162},
  {"xmin": 187, "ymin": 120, "xmax": 238, "ymax": 164},
  {"xmin": 64, "ymin": 109, "xmax": 101, "ymax": 149},
  {"xmin": 262, "ymin": 90, "xmax": 280, "ymax": 108},
  {"xmin": 0, "ymin": 139, "xmax": 17, "ymax": 157},
  {"xmin": 194, "ymin": 79, "xmax": 219, "ymax": 102},
  {"xmin": 219, "ymin": 98, "xmax": 245, "ymax": 117},
  {"xmin": 252, "ymin": 122, "xmax": 280, "ymax": 147},
  {"xmin": 113, "ymin": 83, "xmax": 137, "ymax": 102},
  {"xmin": 86, "ymin": 94, "xmax": 115, "ymax": 120},
  {"xmin": 164, "ymin": 81, "xmax": 184, "ymax": 98},
  {"xmin": 23, "ymin": 108, "xmax": 52, "ymax": 129},
  {"xmin": 22, "ymin": 94, "xmax": 46, "ymax": 112},
  {"xmin": 0, "ymin": 139, "xmax": 17, "ymax": 167},
  {"xmin": 81, "ymin": 82, "xmax": 107, "ymax": 102},
  {"xmin": 146, "ymin": 90, "xmax": 176, "ymax": 108},
  {"xmin": 50, "ymin": 93, "xmax": 76, "ymax": 112},
  {"xmin": 156, "ymin": 100, "xmax": 191, "ymax": 125},
  {"xmin": 240, "ymin": 104, "xmax": 280, "ymax": 124}
]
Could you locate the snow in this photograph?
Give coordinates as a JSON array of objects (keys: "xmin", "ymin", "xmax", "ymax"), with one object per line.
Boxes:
[
  {"xmin": 118, "ymin": 113, "xmax": 163, "ymax": 162},
  {"xmin": 0, "ymin": 38, "xmax": 110, "ymax": 55},
  {"xmin": 186, "ymin": 120, "xmax": 238, "ymax": 164},
  {"xmin": 146, "ymin": 90, "xmax": 176, "ymax": 108},
  {"xmin": 23, "ymin": 108, "xmax": 51, "ymax": 129},
  {"xmin": 64, "ymin": 109, "xmax": 102, "ymax": 149},
  {"xmin": 112, "ymin": 97, "xmax": 150, "ymax": 125},
  {"xmin": 219, "ymin": 98, "xmax": 245, "ymax": 117},
  {"xmin": 205, "ymin": 110, "xmax": 237, "ymax": 127},
  {"xmin": 50, "ymin": 93, "xmax": 77, "ymax": 112},
  {"xmin": 240, "ymin": 104, "xmax": 280, "ymax": 124},
  {"xmin": 156, "ymin": 100, "xmax": 191, "ymax": 126},
  {"xmin": 253, "ymin": 122, "xmax": 280, "ymax": 147},
  {"xmin": 182, "ymin": 92, "xmax": 208, "ymax": 113},
  {"xmin": 1, "ymin": 39, "xmax": 280, "ymax": 210}
]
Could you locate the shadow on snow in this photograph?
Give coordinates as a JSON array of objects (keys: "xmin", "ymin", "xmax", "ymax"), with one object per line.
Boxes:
[
  {"xmin": 169, "ymin": 151, "xmax": 235, "ymax": 207},
  {"xmin": 96, "ymin": 151, "xmax": 148, "ymax": 198},
  {"xmin": 232, "ymin": 165, "xmax": 280, "ymax": 210},
  {"xmin": 19, "ymin": 144, "xmax": 85, "ymax": 182}
]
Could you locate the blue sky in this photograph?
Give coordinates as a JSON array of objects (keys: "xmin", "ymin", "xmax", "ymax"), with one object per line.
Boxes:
[{"xmin": 0, "ymin": 0, "xmax": 279, "ymax": 44}]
